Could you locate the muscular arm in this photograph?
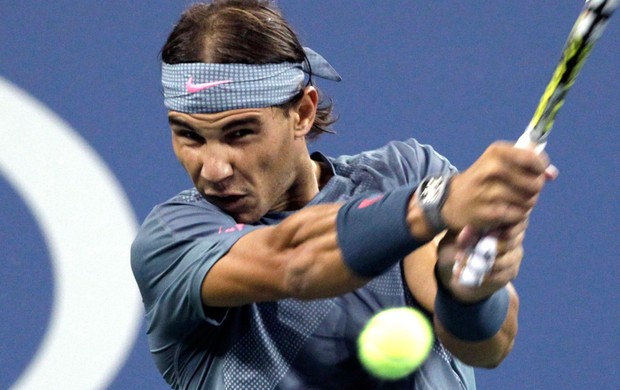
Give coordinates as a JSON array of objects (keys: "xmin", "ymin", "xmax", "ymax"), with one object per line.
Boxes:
[
  {"xmin": 203, "ymin": 163, "xmax": 454, "ymax": 308},
  {"xmin": 201, "ymin": 203, "xmax": 369, "ymax": 307},
  {"xmin": 204, "ymin": 142, "xmax": 548, "ymax": 317},
  {"xmin": 210, "ymin": 198, "xmax": 519, "ymax": 368},
  {"xmin": 434, "ymin": 283, "xmax": 519, "ymax": 368},
  {"xmin": 404, "ymin": 235, "xmax": 519, "ymax": 368}
]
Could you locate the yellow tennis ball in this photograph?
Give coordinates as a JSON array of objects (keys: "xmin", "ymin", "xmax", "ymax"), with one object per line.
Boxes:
[{"xmin": 358, "ymin": 307, "xmax": 434, "ymax": 380}]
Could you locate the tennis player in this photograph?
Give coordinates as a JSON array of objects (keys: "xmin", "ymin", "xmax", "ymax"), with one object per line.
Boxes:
[{"xmin": 131, "ymin": 1, "xmax": 556, "ymax": 388}]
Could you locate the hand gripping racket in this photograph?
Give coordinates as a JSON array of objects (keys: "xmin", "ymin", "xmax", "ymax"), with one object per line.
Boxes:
[{"xmin": 459, "ymin": 0, "xmax": 619, "ymax": 286}]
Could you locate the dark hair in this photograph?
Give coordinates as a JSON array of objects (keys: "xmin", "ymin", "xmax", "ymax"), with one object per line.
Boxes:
[{"xmin": 161, "ymin": 0, "xmax": 336, "ymax": 139}]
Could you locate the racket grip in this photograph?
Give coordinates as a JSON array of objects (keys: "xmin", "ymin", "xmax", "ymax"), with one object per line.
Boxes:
[
  {"xmin": 458, "ymin": 234, "xmax": 498, "ymax": 286},
  {"xmin": 459, "ymin": 130, "xmax": 542, "ymax": 287}
]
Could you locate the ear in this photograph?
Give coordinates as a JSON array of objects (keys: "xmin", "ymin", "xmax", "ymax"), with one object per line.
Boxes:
[{"xmin": 292, "ymin": 86, "xmax": 318, "ymax": 137}]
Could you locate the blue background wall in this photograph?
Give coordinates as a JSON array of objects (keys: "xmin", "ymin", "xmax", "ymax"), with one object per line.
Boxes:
[{"xmin": 1, "ymin": 1, "xmax": 618, "ymax": 389}]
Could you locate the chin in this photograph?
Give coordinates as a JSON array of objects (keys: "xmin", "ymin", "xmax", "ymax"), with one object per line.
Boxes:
[{"xmin": 231, "ymin": 210, "xmax": 262, "ymax": 225}]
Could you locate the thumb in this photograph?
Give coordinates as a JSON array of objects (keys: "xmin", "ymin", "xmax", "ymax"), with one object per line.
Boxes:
[{"xmin": 457, "ymin": 225, "xmax": 481, "ymax": 248}]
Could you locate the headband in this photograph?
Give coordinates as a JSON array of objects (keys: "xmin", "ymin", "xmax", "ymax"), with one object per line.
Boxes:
[{"xmin": 161, "ymin": 47, "xmax": 341, "ymax": 113}]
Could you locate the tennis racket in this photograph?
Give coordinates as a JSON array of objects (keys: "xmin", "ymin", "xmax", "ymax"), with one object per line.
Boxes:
[{"xmin": 459, "ymin": 0, "xmax": 619, "ymax": 286}]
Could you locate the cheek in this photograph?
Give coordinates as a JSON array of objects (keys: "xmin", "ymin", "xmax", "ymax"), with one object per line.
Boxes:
[
  {"xmin": 246, "ymin": 118, "xmax": 298, "ymax": 190},
  {"xmin": 252, "ymin": 152, "xmax": 280, "ymax": 183},
  {"xmin": 173, "ymin": 145, "xmax": 201, "ymax": 180},
  {"xmin": 264, "ymin": 149, "xmax": 298, "ymax": 190},
  {"xmin": 172, "ymin": 139, "xmax": 187, "ymax": 164},
  {"xmin": 246, "ymin": 147, "xmax": 289, "ymax": 192},
  {"xmin": 258, "ymin": 135, "xmax": 294, "ymax": 171}
]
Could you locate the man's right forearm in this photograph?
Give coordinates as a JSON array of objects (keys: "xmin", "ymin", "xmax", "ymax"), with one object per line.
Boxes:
[{"xmin": 202, "ymin": 185, "xmax": 432, "ymax": 306}]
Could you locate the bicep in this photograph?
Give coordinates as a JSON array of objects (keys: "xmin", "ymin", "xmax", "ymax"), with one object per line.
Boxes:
[{"xmin": 201, "ymin": 203, "xmax": 368, "ymax": 307}]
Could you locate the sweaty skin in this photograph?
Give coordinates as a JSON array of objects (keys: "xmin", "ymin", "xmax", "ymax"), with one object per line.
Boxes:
[{"xmin": 168, "ymin": 86, "xmax": 552, "ymax": 368}]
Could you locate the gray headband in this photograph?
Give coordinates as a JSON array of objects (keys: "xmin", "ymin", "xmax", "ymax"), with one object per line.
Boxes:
[{"xmin": 162, "ymin": 47, "xmax": 341, "ymax": 113}]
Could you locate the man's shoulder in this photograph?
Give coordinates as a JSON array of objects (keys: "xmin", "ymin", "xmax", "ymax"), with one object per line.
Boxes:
[
  {"xmin": 165, "ymin": 188, "xmax": 208, "ymax": 207},
  {"xmin": 325, "ymin": 138, "xmax": 448, "ymax": 190},
  {"xmin": 137, "ymin": 188, "xmax": 235, "ymax": 242},
  {"xmin": 149, "ymin": 188, "xmax": 221, "ymax": 220},
  {"xmin": 330, "ymin": 138, "xmax": 432, "ymax": 168},
  {"xmin": 130, "ymin": 188, "xmax": 238, "ymax": 289}
]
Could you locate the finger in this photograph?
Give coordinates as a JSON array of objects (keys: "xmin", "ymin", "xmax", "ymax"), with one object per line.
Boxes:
[
  {"xmin": 491, "ymin": 244, "xmax": 523, "ymax": 270},
  {"xmin": 472, "ymin": 167, "xmax": 545, "ymax": 214},
  {"xmin": 545, "ymin": 164, "xmax": 559, "ymax": 181},
  {"xmin": 456, "ymin": 225, "xmax": 481, "ymax": 248},
  {"xmin": 487, "ymin": 143, "xmax": 548, "ymax": 175},
  {"xmin": 510, "ymin": 146, "xmax": 549, "ymax": 175},
  {"xmin": 477, "ymin": 201, "xmax": 532, "ymax": 228},
  {"xmin": 486, "ymin": 190, "xmax": 540, "ymax": 219},
  {"xmin": 485, "ymin": 264, "xmax": 521, "ymax": 285},
  {"xmin": 501, "ymin": 165, "xmax": 547, "ymax": 202},
  {"xmin": 495, "ymin": 229, "xmax": 525, "ymax": 255},
  {"xmin": 496, "ymin": 219, "xmax": 528, "ymax": 240},
  {"xmin": 486, "ymin": 246, "xmax": 523, "ymax": 282}
]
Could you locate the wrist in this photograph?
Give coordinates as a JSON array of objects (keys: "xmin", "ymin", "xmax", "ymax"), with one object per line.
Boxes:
[
  {"xmin": 407, "ymin": 196, "xmax": 441, "ymax": 242},
  {"xmin": 337, "ymin": 185, "xmax": 427, "ymax": 278},
  {"xmin": 414, "ymin": 174, "xmax": 454, "ymax": 235},
  {"xmin": 434, "ymin": 266, "xmax": 510, "ymax": 341}
]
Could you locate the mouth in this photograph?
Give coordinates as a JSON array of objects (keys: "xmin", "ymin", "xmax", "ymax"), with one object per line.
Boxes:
[{"xmin": 206, "ymin": 193, "xmax": 248, "ymax": 212}]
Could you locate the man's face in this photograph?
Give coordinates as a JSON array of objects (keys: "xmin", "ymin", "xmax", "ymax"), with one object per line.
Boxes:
[{"xmin": 168, "ymin": 106, "xmax": 311, "ymax": 223}]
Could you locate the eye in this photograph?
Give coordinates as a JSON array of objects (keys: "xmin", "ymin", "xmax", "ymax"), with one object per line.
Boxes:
[
  {"xmin": 228, "ymin": 129, "xmax": 254, "ymax": 139},
  {"xmin": 177, "ymin": 129, "xmax": 204, "ymax": 143}
]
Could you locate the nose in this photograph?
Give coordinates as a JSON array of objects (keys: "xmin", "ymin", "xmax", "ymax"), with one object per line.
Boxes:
[{"xmin": 200, "ymin": 147, "xmax": 233, "ymax": 184}]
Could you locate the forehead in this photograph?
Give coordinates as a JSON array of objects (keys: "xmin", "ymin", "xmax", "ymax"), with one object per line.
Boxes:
[{"xmin": 168, "ymin": 106, "xmax": 284, "ymax": 129}]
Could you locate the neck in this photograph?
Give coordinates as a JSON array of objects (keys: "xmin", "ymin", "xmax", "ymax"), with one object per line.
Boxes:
[
  {"xmin": 275, "ymin": 155, "xmax": 325, "ymax": 212},
  {"xmin": 313, "ymin": 159, "xmax": 322, "ymax": 190}
]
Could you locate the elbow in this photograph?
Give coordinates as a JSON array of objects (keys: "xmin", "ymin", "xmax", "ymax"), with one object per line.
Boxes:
[
  {"xmin": 472, "ymin": 339, "xmax": 515, "ymax": 368},
  {"xmin": 438, "ymin": 332, "xmax": 515, "ymax": 369}
]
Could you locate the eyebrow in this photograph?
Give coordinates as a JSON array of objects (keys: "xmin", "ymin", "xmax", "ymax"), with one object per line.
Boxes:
[
  {"xmin": 167, "ymin": 116, "xmax": 262, "ymax": 132},
  {"xmin": 168, "ymin": 116, "xmax": 193, "ymax": 129},
  {"xmin": 221, "ymin": 117, "xmax": 262, "ymax": 131}
]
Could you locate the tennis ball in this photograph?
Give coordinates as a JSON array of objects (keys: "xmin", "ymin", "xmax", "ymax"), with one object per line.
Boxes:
[{"xmin": 358, "ymin": 307, "xmax": 434, "ymax": 380}]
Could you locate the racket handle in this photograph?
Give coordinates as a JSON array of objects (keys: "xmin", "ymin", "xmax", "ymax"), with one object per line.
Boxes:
[
  {"xmin": 458, "ymin": 131, "xmax": 544, "ymax": 286},
  {"xmin": 458, "ymin": 235, "xmax": 498, "ymax": 286}
]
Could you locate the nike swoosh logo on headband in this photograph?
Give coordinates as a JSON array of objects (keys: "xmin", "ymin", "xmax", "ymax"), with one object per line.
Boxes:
[{"xmin": 186, "ymin": 77, "xmax": 232, "ymax": 93}]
